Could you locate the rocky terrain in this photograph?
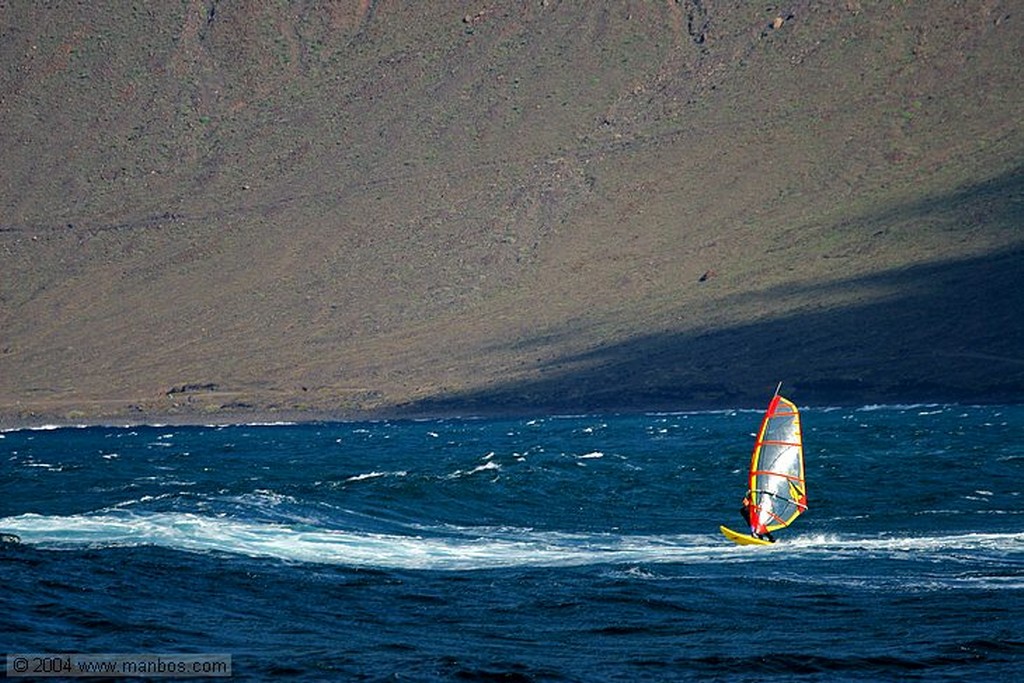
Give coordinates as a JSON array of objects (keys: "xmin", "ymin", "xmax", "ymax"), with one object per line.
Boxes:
[{"xmin": 1, "ymin": 1, "xmax": 1021, "ymax": 426}]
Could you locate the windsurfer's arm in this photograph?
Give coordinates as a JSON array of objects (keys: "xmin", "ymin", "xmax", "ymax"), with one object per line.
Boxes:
[{"xmin": 740, "ymin": 494, "xmax": 754, "ymax": 530}]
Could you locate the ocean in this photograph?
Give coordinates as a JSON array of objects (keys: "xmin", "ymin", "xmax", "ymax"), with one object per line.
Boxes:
[{"xmin": 2, "ymin": 404, "xmax": 1022, "ymax": 681}]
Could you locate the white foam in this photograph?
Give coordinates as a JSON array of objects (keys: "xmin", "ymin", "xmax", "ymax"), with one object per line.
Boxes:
[
  {"xmin": 345, "ymin": 471, "xmax": 407, "ymax": 483},
  {"xmin": 856, "ymin": 403, "xmax": 943, "ymax": 412},
  {"xmin": 2, "ymin": 424, "xmax": 83, "ymax": 433},
  {"xmin": 784, "ymin": 531, "xmax": 1024, "ymax": 557},
  {"xmin": 4, "ymin": 513, "xmax": 1020, "ymax": 573},
  {"xmin": 24, "ymin": 462, "xmax": 62, "ymax": 470},
  {"xmin": 0, "ymin": 513, "xmax": 725, "ymax": 570},
  {"xmin": 446, "ymin": 460, "xmax": 501, "ymax": 479}
]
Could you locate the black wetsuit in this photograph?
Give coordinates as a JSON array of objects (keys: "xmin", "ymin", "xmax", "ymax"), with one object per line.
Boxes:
[{"xmin": 740, "ymin": 504, "xmax": 775, "ymax": 542}]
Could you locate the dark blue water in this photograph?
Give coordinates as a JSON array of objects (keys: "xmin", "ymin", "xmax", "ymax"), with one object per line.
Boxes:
[{"xmin": 2, "ymin": 405, "xmax": 1022, "ymax": 681}]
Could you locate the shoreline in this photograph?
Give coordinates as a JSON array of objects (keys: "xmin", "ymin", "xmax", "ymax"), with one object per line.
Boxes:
[{"xmin": 2, "ymin": 395, "xmax": 1019, "ymax": 433}]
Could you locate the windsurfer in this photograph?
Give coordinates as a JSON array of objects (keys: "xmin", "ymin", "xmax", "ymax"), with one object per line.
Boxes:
[{"xmin": 740, "ymin": 493, "xmax": 775, "ymax": 542}]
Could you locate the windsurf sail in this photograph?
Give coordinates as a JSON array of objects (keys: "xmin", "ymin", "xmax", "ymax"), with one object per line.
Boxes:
[{"xmin": 746, "ymin": 386, "xmax": 807, "ymax": 537}]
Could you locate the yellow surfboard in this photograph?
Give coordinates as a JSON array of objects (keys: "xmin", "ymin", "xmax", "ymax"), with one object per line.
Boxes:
[{"xmin": 719, "ymin": 525, "xmax": 774, "ymax": 546}]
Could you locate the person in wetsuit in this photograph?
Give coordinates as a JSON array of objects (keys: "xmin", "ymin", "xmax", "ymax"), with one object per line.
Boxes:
[{"xmin": 740, "ymin": 493, "xmax": 775, "ymax": 542}]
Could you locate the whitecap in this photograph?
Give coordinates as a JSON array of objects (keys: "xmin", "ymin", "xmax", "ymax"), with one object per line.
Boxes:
[
  {"xmin": 466, "ymin": 458, "xmax": 501, "ymax": 475},
  {"xmin": 24, "ymin": 462, "xmax": 63, "ymax": 471},
  {"xmin": 0, "ymin": 513, "xmax": 731, "ymax": 570},
  {"xmin": 447, "ymin": 461, "xmax": 501, "ymax": 479},
  {"xmin": 6, "ymin": 513, "xmax": 1021, "ymax": 573},
  {"xmin": 345, "ymin": 471, "xmax": 407, "ymax": 483}
]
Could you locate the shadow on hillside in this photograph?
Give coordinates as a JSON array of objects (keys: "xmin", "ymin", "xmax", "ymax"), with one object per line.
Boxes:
[{"xmin": 399, "ymin": 167, "xmax": 1024, "ymax": 413}]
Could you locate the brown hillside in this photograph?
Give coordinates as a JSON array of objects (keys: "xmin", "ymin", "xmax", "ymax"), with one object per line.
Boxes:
[{"xmin": 1, "ymin": 1, "xmax": 1022, "ymax": 425}]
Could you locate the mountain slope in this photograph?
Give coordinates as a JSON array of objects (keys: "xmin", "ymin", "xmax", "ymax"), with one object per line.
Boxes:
[{"xmin": 1, "ymin": 1, "xmax": 1022, "ymax": 424}]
